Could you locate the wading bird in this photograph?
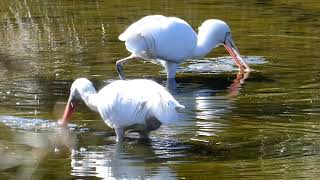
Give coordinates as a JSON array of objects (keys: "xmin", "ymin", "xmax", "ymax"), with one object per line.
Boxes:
[
  {"xmin": 58, "ymin": 78, "xmax": 184, "ymax": 142},
  {"xmin": 116, "ymin": 15, "xmax": 250, "ymax": 80}
]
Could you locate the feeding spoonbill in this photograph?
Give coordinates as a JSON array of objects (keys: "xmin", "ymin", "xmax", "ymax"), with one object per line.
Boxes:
[
  {"xmin": 58, "ymin": 78, "xmax": 184, "ymax": 142},
  {"xmin": 116, "ymin": 15, "xmax": 250, "ymax": 80}
]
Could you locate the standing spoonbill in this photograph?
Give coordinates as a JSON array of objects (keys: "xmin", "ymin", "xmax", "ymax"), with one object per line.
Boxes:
[
  {"xmin": 58, "ymin": 78, "xmax": 184, "ymax": 142},
  {"xmin": 116, "ymin": 15, "xmax": 250, "ymax": 80}
]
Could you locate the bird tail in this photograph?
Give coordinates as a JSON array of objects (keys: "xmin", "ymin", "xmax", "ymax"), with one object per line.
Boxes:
[
  {"xmin": 148, "ymin": 96, "xmax": 184, "ymax": 125},
  {"xmin": 118, "ymin": 33, "xmax": 126, "ymax": 41}
]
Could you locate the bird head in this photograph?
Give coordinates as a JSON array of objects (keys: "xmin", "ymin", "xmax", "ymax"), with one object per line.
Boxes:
[
  {"xmin": 198, "ymin": 19, "xmax": 231, "ymax": 47},
  {"xmin": 198, "ymin": 19, "xmax": 250, "ymax": 72},
  {"xmin": 58, "ymin": 78, "xmax": 92, "ymax": 127}
]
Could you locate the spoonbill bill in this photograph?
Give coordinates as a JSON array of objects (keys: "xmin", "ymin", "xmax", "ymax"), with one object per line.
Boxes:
[
  {"xmin": 58, "ymin": 78, "xmax": 184, "ymax": 142},
  {"xmin": 116, "ymin": 15, "xmax": 250, "ymax": 79}
]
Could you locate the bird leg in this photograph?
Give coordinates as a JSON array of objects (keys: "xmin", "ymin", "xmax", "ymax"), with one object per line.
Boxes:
[
  {"xmin": 126, "ymin": 124, "xmax": 150, "ymax": 140},
  {"xmin": 115, "ymin": 127, "xmax": 125, "ymax": 142},
  {"xmin": 163, "ymin": 61, "xmax": 178, "ymax": 79},
  {"xmin": 139, "ymin": 131, "xmax": 150, "ymax": 140},
  {"xmin": 166, "ymin": 78, "xmax": 177, "ymax": 92},
  {"xmin": 146, "ymin": 117, "xmax": 162, "ymax": 131},
  {"xmin": 116, "ymin": 55, "xmax": 135, "ymax": 80}
]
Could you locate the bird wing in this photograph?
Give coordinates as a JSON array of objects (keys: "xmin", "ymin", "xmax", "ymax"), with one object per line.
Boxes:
[
  {"xmin": 142, "ymin": 80, "xmax": 185, "ymax": 124},
  {"xmin": 118, "ymin": 15, "xmax": 166, "ymax": 59},
  {"xmin": 118, "ymin": 15, "xmax": 198, "ymax": 62},
  {"xmin": 97, "ymin": 80, "xmax": 184, "ymax": 128},
  {"xmin": 118, "ymin": 15, "xmax": 166, "ymax": 41}
]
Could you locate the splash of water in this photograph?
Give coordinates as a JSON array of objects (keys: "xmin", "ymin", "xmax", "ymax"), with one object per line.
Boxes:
[
  {"xmin": 0, "ymin": 115, "xmax": 78, "ymax": 179},
  {"xmin": 180, "ymin": 56, "xmax": 266, "ymax": 73},
  {"xmin": 0, "ymin": 115, "xmax": 77, "ymax": 131}
]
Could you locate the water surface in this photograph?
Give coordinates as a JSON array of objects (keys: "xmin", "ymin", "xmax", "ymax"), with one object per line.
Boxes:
[{"xmin": 0, "ymin": 0, "xmax": 320, "ymax": 179}]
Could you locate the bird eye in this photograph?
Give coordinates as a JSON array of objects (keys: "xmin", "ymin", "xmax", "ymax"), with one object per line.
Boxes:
[{"xmin": 224, "ymin": 32, "xmax": 231, "ymax": 44}]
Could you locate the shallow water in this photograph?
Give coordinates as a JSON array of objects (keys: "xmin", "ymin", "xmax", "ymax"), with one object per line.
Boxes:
[{"xmin": 0, "ymin": 0, "xmax": 320, "ymax": 179}]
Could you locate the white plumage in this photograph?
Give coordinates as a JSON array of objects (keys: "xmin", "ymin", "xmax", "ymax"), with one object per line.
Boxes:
[
  {"xmin": 119, "ymin": 15, "xmax": 196, "ymax": 61},
  {"xmin": 59, "ymin": 78, "xmax": 184, "ymax": 142},
  {"xmin": 116, "ymin": 15, "xmax": 250, "ymax": 79}
]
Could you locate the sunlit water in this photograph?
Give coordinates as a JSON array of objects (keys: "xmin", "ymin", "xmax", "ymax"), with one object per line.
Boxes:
[{"xmin": 0, "ymin": 0, "xmax": 320, "ymax": 179}]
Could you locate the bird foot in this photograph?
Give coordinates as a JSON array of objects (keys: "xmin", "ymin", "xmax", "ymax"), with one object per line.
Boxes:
[{"xmin": 116, "ymin": 63, "xmax": 126, "ymax": 80}]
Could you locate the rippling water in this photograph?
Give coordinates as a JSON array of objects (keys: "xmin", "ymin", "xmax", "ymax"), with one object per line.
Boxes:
[{"xmin": 0, "ymin": 0, "xmax": 320, "ymax": 179}]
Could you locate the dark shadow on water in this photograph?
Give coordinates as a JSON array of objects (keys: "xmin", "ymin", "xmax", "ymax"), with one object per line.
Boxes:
[{"xmin": 148, "ymin": 71, "xmax": 273, "ymax": 92}]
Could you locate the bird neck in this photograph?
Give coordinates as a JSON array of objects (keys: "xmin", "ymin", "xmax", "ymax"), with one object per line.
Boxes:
[
  {"xmin": 77, "ymin": 86, "xmax": 99, "ymax": 112},
  {"xmin": 191, "ymin": 32, "xmax": 219, "ymax": 58}
]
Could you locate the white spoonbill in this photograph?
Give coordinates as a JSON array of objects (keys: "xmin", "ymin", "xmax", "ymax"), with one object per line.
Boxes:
[
  {"xmin": 58, "ymin": 78, "xmax": 184, "ymax": 142},
  {"xmin": 116, "ymin": 15, "xmax": 250, "ymax": 80}
]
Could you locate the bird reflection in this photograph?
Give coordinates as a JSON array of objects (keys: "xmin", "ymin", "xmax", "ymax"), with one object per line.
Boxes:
[
  {"xmin": 171, "ymin": 71, "xmax": 250, "ymax": 141},
  {"xmin": 227, "ymin": 71, "xmax": 250, "ymax": 97},
  {"xmin": 70, "ymin": 142, "xmax": 177, "ymax": 179},
  {"xmin": 0, "ymin": 120, "xmax": 178, "ymax": 180}
]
